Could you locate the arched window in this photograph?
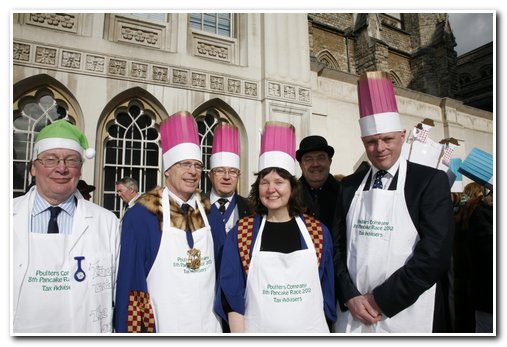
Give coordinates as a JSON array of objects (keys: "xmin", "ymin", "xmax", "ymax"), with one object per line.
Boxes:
[
  {"xmin": 195, "ymin": 110, "xmax": 220, "ymax": 193},
  {"xmin": 13, "ymin": 81, "xmax": 80, "ymax": 198},
  {"xmin": 317, "ymin": 50, "xmax": 339, "ymax": 70},
  {"xmin": 100, "ymin": 98, "xmax": 162, "ymax": 216},
  {"xmin": 389, "ymin": 71, "xmax": 403, "ymax": 87},
  {"xmin": 480, "ymin": 64, "xmax": 493, "ymax": 78},
  {"xmin": 193, "ymin": 98, "xmax": 246, "ymax": 195},
  {"xmin": 459, "ymin": 73, "xmax": 472, "ymax": 86}
]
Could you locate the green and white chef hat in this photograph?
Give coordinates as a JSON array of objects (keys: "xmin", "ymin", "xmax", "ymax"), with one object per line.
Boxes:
[{"xmin": 32, "ymin": 119, "xmax": 95, "ymax": 160}]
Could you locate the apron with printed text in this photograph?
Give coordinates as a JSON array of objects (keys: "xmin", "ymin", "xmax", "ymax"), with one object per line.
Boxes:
[
  {"xmin": 14, "ymin": 233, "xmax": 73, "ymax": 332},
  {"xmin": 244, "ymin": 216, "xmax": 329, "ymax": 333},
  {"xmin": 14, "ymin": 233, "xmax": 113, "ymax": 333},
  {"xmin": 334, "ymin": 160, "xmax": 435, "ymax": 333},
  {"xmin": 146, "ymin": 187, "xmax": 222, "ymax": 333}
]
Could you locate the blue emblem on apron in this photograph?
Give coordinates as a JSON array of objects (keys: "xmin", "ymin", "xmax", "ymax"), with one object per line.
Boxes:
[{"xmin": 73, "ymin": 256, "xmax": 86, "ymax": 282}]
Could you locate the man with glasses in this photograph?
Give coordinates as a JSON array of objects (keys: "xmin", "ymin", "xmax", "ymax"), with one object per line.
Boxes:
[
  {"xmin": 296, "ymin": 135, "xmax": 342, "ymax": 232},
  {"xmin": 114, "ymin": 111, "xmax": 224, "ymax": 333},
  {"xmin": 207, "ymin": 123, "xmax": 252, "ymax": 235},
  {"xmin": 12, "ymin": 120, "xmax": 119, "ymax": 333}
]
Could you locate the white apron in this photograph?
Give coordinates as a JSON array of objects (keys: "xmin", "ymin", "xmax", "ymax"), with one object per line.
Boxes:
[
  {"xmin": 244, "ymin": 216, "xmax": 329, "ymax": 333},
  {"xmin": 146, "ymin": 187, "xmax": 222, "ymax": 333},
  {"xmin": 335, "ymin": 160, "xmax": 435, "ymax": 333},
  {"xmin": 14, "ymin": 214, "xmax": 114, "ymax": 333},
  {"xmin": 14, "ymin": 233, "xmax": 73, "ymax": 332}
]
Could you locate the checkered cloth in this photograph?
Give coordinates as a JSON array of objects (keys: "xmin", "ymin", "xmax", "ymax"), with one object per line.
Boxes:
[
  {"xmin": 237, "ymin": 216, "xmax": 255, "ymax": 274},
  {"xmin": 441, "ymin": 146, "xmax": 454, "ymax": 166},
  {"xmin": 127, "ymin": 290, "xmax": 155, "ymax": 333},
  {"xmin": 417, "ymin": 128, "xmax": 429, "ymax": 143}
]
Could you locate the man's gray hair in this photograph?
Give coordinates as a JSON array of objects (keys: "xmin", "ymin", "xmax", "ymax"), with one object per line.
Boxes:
[{"xmin": 116, "ymin": 177, "xmax": 138, "ymax": 192}]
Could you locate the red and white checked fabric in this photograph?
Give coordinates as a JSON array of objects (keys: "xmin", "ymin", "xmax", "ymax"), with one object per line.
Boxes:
[
  {"xmin": 417, "ymin": 129, "xmax": 429, "ymax": 143},
  {"xmin": 237, "ymin": 216, "xmax": 255, "ymax": 274},
  {"xmin": 302, "ymin": 214, "xmax": 324, "ymax": 265},
  {"xmin": 441, "ymin": 146, "xmax": 454, "ymax": 166},
  {"xmin": 237, "ymin": 215, "xmax": 323, "ymax": 275},
  {"xmin": 127, "ymin": 290, "xmax": 155, "ymax": 333}
]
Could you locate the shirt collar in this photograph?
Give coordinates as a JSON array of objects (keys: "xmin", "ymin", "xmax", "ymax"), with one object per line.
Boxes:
[
  {"xmin": 168, "ymin": 190, "xmax": 197, "ymax": 209},
  {"xmin": 371, "ymin": 157, "xmax": 401, "ymax": 178},
  {"xmin": 32, "ymin": 190, "xmax": 76, "ymax": 217},
  {"xmin": 210, "ymin": 189, "xmax": 234, "ymax": 205},
  {"xmin": 128, "ymin": 193, "xmax": 141, "ymax": 207}
]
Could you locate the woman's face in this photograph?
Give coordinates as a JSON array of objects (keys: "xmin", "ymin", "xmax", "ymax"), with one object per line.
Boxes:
[{"xmin": 258, "ymin": 169, "xmax": 292, "ymax": 213}]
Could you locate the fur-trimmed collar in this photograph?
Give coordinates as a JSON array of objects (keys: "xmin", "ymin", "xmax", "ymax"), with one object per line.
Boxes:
[{"xmin": 137, "ymin": 186, "xmax": 211, "ymax": 231}]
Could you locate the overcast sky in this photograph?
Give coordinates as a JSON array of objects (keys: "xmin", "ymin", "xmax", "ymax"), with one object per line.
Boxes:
[{"xmin": 448, "ymin": 13, "xmax": 494, "ymax": 55}]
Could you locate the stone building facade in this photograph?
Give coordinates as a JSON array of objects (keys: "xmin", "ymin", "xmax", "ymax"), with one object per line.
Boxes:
[
  {"xmin": 455, "ymin": 42, "xmax": 493, "ymax": 112},
  {"xmin": 12, "ymin": 13, "xmax": 493, "ymax": 216},
  {"xmin": 309, "ymin": 13, "xmax": 459, "ymax": 96}
]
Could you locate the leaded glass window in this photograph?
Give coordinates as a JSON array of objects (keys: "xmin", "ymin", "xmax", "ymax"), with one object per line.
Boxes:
[
  {"xmin": 13, "ymin": 89, "xmax": 74, "ymax": 198},
  {"xmin": 196, "ymin": 110, "xmax": 220, "ymax": 193},
  {"xmin": 103, "ymin": 100, "xmax": 161, "ymax": 216}
]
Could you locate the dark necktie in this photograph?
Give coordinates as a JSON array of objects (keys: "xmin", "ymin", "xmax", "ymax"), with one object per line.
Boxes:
[
  {"xmin": 47, "ymin": 206, "xmax": 62, "ymax": 234},
  {"xmin": 217, "ymin": 198, "xmax": 228, "ymax": 214},
  {"xmin": 372, "ymin": 170, "xmax": 388, "ymax": 189},
  {"xmin": 181, "ymin": 203, "xmax": 194, "ymax": 248}
]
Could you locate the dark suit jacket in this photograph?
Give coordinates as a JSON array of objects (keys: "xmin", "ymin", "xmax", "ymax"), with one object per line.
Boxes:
[
  {"xmin": 205, "ymin": 192, "xmax": 253, "ymax": 219},
  {"xmin": 332, "ymin": 160, "xmax": 454, "ymax": 332},
  {"xmin": 299, "ymin": 174, "xmax": 342, "ymax": 231},
  {"xmin": 236, "ymin": 194, "xmax": 253, "ymax": 219}
]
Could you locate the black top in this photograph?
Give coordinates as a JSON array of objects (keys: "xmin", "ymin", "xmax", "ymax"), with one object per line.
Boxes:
[
  {"xmin": 468, "ymin": 199, "xmax": 493, "ymax": 313},
  {"xmin": 300, "ymin": 174, "xmax": 341, "ymax": 231},
  {"xmin": 260, "ymin": 219, "xmax": 301, "ymax": 253}
]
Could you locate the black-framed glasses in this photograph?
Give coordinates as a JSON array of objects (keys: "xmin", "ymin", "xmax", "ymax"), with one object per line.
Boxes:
[
  {"xmin": 212, "ymin": 168, "xmax": 240, "ymax": 177},
  {"xmin": 177, "ymin": 161, "xmax": 203, "ymax": 172},
  {"xmin": 36, "ymin": 156, "xmax": 83, "ymax": 168}
]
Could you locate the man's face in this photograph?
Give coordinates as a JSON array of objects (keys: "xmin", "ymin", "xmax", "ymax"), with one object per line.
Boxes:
[
  {"xmin": 165, "ymin": 160, "xmax": 202, "ymax": 201},
  {"xmin": 116, "ymin": 184, "xmax": 136, "ymax": 203},
  {"xmin": 362, "ymin": 130, "xmax": 406, "ymax": 171},
  {"xmin": 208, "ymin": 167, "xmax": 240, "ymax": 197},
  {"xmin": 299, "ymin": 150, "xmax": 331, "ymax": 188},
  {"xmin": 31, "ymin": 149, "xmax": 82, "ymax": 205}
]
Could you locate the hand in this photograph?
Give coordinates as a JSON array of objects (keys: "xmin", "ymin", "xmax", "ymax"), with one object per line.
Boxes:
[
  {"xmin": 228, "ymin": 311, "xmax": 245, "ymax": 333},
  {"xmin": 346, "ymin": 294, "xmax": 382, "ymax": 325}
]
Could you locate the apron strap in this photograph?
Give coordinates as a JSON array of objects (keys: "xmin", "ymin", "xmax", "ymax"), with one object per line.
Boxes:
[
  {"xmin": 237, "ymin": 215, "xmax": 324, "ymax": 275},
  {"xmin": 237, "ymin": 216, "xmax": 255, "ymax": 275}
]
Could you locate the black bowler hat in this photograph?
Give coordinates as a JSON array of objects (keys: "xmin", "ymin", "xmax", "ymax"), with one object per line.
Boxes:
[
  {"xmin": 77, "ymin": 180, "xmax": 96, "ymax": 200},
  {"xmin": 296, "ymin": 135, "xmax": 334, "ymax": 162}
]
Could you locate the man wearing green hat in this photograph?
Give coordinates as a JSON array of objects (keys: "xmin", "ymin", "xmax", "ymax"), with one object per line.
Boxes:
[{"xmin": 12, "ymin": 120, "xmax": 119, "ymax": 333}]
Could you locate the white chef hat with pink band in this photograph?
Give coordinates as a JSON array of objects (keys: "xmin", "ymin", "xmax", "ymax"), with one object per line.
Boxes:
[
  {"xmin": 258, "ymin": 121, "xmax": 296, "ymax": 175},
  {"xmin": 160, "ymin": 111, "xmax": 202, "ymax": 171},
  {"xmin": 357, "ymin": 71, "xmax": 402, "ymax": 137},
  {"xmin": 210, "ymin": 122, "xmax": 240, "ymax": 170}
]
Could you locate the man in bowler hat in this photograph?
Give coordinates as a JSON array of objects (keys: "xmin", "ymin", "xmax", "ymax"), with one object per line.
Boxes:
[{"xmin": 296, "ymin": 135, "xmax": 342, "ymax": 232}]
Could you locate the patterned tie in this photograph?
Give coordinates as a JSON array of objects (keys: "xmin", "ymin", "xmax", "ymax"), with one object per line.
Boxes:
[
  {"xmin": 372, "ymin": 170, "xmax": 387, "ymax": 189},
  {"xmin": 47, "ymin": 206, "xmax": 62, "ymax": 234},
  {"xmin": 217, "ymin": 198, "xmax": 228, "ymax": 214}
]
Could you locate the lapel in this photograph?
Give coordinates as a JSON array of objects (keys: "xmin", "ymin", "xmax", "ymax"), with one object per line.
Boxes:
[{"xmin": 68, "ymin": 196, "xmax": 90, "ymax": 254}]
